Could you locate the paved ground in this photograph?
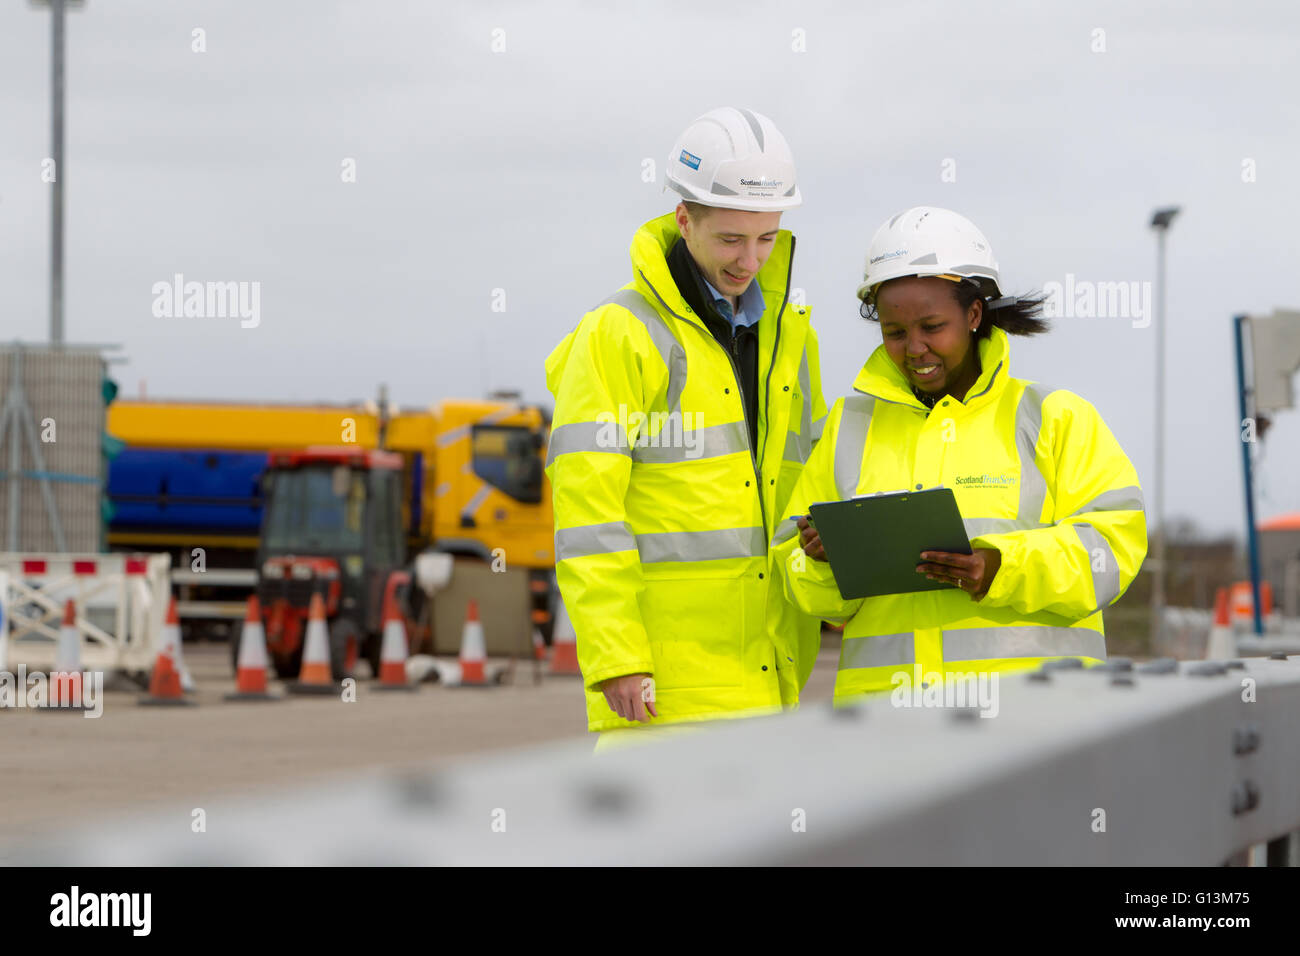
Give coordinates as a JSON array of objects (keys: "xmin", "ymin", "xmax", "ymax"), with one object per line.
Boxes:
[{"xmin": 0, "ymin": 635, "xmax": 842, "ymax": 843}]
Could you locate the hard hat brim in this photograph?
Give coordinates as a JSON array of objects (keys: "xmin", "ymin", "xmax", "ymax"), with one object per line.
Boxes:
[{"xmin": 665, "ymin": 179, "xmax": 802, "ymax": 213}]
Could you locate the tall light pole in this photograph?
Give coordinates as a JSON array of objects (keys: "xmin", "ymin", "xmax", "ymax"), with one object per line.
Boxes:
[
  {"xmin": 1149, "ymin": 206, "xmax": 1180, "ymax": 648},
  {"xmin": 31, "ymin": 0, "xmax": 85, "ymax": 347}
]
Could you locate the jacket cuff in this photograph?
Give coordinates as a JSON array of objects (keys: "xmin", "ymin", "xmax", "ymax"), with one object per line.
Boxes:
[
  {"xmin": 969, "ymin": 534, "xmax": 1018, "ymax": 607},
  {"xmin": 583, "ymin": 661, "xmax": 656, "ymax": 694}
]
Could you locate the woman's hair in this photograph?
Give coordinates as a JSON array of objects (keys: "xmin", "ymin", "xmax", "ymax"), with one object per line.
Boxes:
[{"xmin": 861, "ymin": 277, "xmax": 1051, "ymax": 337}]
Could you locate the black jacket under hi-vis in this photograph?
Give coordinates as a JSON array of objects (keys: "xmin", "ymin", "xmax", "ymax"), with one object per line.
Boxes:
[{"xmin": 665, "ymin": 237, "xmax": 760, "ymax": 453}]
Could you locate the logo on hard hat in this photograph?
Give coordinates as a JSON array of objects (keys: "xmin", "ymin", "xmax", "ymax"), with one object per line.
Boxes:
[
  {"xmin": 679, "ymin": 149, "xmax": 702, "ymax": 170},
  {"xmin": 739, "ymin": 177, "xmax": 782, "ymax": 188},
  {"xmin": 870, "ymin": 249, "xmax": 908, "ymax": 265}
]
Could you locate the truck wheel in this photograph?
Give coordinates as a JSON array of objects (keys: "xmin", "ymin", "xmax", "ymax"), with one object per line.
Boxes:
[
  {"xmin": 272, "ymin": 645, "xmax": 303, "ymax": 680},
  {"xmin": 328, "ymin": 618, "xmax": 361, "ymax": 682},
  {"xmin": 364, "ymin": 632, "xmax": 383, "ymax": 681}
]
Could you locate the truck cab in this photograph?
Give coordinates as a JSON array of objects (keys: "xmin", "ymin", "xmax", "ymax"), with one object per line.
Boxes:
[{"xmin": 254, "ymin": 447, "xmax": 406, "ymax": 679}]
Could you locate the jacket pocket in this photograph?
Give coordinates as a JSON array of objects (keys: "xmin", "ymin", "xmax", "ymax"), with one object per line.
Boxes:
[{"xmin": 640, "ymin": 572, "xmax": 745, "ymax": 691}]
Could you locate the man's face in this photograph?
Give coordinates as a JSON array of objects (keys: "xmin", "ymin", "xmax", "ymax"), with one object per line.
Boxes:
[
  {"xmin": 675, "ymin": 203, "xmax": 782, "ymax": 298},
  {"xmin": 876, "ymin": 277, "xmax": 982, "ymax": 398}
]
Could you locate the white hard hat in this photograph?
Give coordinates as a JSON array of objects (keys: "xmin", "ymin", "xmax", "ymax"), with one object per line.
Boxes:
[
  {"xmin": 664, "ymin": 107, "xmax": 801, "ymax": 212},
  {"xmin": 857, "ymin": 207, "xmax": 1001, "ymax": 302}
]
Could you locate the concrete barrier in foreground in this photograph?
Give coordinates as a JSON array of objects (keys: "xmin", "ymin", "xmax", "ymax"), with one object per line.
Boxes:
[{"xmin": 5, "ymin": 655, "xmax": 1299, "ymax": 865}]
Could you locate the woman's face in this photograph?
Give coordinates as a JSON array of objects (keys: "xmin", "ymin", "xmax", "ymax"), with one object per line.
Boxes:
[{"xmin": 875, "ymin": 277, "xmax": 982, "ymax": 399}]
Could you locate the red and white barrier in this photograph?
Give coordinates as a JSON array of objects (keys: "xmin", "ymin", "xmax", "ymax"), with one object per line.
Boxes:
[{"xmin": 0, "ymin": 552, "xmax": 172, "ymax": 676}]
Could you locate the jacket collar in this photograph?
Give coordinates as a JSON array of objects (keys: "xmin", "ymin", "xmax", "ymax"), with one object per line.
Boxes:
[
  {"xmin": 852, "ymin": 324, "xmax": 1012, "ymax": 411},
  {"xmin": 629, "ymin": 212, "xmax": 794, "ymax": 333}
]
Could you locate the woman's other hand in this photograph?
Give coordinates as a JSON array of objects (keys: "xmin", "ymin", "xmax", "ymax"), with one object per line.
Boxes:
[
  {"xmin": 797, "ymin": 516, "xmax": 827, "ymax": 562},
  {"xmin": 917, "ymin": 547, "xmax": 1002, "ymax": 598}
]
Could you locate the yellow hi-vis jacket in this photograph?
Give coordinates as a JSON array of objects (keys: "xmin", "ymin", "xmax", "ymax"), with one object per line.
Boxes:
[
  {"xmin": 545, "ymin": 212, "xmax": 829, "ymax": 732},
  {"xmin": 771, "ymin": 326, "xmax": 1147, "ymax": 701}
]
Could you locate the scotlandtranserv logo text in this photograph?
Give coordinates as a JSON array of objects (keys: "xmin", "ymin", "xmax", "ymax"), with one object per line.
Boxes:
[
  {"xmin": 738, "ymin": 177, "xmax": 782, "ymax": 188},
  {"xmin": 954, "ymin": 472, "xmax": 1017, "ymax": 489}
]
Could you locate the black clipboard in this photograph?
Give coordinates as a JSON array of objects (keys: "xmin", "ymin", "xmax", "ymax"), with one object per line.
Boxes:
[{"xmin": 807, "ymin": 487, "xmax": 972, "ymax": 599}]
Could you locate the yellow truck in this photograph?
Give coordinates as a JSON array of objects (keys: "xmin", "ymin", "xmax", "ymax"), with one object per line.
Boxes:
[{"xmin": 106, "ymin": 394, "xmax": 554, "ymax": 672}]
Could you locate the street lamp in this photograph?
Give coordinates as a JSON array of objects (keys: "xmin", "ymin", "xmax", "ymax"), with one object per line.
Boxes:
[
  {"xmin": 30, "ymin": 0, "xmax": 86, "ymax": 348},
  {"xmin": 1149, "ymin": 205, "xmax": 1180, "ymax": 649}
]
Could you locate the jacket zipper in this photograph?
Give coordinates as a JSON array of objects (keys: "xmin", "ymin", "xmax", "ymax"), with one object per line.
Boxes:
[
  {"xmin": 760, "ymin": 235, "xmax": 794, "ymax": 475},
  {"xmin": 637, "ymin": 269, "xmax": 767, "ymax": 533}
]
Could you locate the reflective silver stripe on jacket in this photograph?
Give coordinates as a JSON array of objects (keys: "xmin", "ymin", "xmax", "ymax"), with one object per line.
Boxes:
[
  {"xmin": 834, "ymin": 395, "xmax": 876, "ymax": 498},
  {"xmin": 962, "ymin": 517, "xmax": 1048, "ymax": 538},
  {"xmin": 555, "ymin": 521, "xmax": 637, "ymax": 561},
  {"xmin": 636, "ymin": 526, "xmax": 767, "ymax": 563},
  {"xmin": 780, "ymin": 350, "xmax": 816, "ymax": 465},
  {"xmin": 1071, "ymin": 521, "xmax": 1121, "ymax": 611},
  {"xmin": 840, "ymin": 632, "xmax": 915, "ymax": 669},
  {"xmin": 604, "ymin": 288, "xmax": 687, "ymax": 413},
  {"xmin": 632, "ymin": 419, "xmax": 748, "ymax": 464},
  {"xmin": 783, "ymin": 430, "xmax": 804, "ymax": 463},
  {"xmin": 772, "ymin": 514, "xmax": 800, "ymax": 546},
  {"xmin": 799, "ymin": 350, "xmax": 813, "ymax": 435},
  {"xmin": 546, "ymin": 421, "xmax": 631, "ymax": 466},
  {"xmin": 811, "ymin": 414, "xmax": 827, "ymax": 442},
  {"xmin": 838, "ymin": 625, "xmax": 1106, "ymax": 670},
  {"xmin": 797, "ymin": 350, "xmax": 816, "ymax": 459},
  {"xmin": 1072, "ymin": 485, "xmax": 1145, "ymax": 516},
  {"xmin": 942, "ymin": 625, "xmax": 1106, "ymax": 663},
  {"xmin": 549, "ymin": 418, "xmax": 749, "ymax": 468},
  {"xmin": 1015, "ymin": 384, "xmax": 1052, "ymax": 524}
]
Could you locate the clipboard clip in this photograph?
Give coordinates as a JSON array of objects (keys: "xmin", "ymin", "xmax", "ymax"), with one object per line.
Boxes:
[{"xmin": 853, "ymin": 483, "xmax": 947, "ymax": 499}]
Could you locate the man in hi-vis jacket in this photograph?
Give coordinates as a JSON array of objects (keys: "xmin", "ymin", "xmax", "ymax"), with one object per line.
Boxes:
[{"xmin": 544, "ymin": 107, "xmax": 828, "ymax": 751}]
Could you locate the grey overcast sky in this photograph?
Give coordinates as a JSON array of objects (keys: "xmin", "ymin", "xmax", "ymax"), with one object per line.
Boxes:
[{"xmin": 2, "ymin": 0, "xmax": 1297, "ymax": 539}]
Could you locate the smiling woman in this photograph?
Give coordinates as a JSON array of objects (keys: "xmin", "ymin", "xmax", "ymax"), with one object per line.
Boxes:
[
  {"xmin": 859, "ymin": 208, "xmax": 1050, "ymax": 410},
  {"xmin": 772, "ymin": 206, "xmax": 1149, "ymax": 705}
]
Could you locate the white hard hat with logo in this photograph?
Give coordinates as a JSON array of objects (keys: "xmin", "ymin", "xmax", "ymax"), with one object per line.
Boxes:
[
  {"xmin": 665, "ymin": 107, "xmax": 802, "ymax": 212},
  {"xmin": 857, "ymin": 207, "xmax": 1002, "ymax": 303}
]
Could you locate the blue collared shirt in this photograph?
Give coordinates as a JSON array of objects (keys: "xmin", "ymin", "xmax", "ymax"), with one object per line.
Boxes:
[{"xmin": 701, "ymin": 275, "xmax": 765, "ymax": 330}]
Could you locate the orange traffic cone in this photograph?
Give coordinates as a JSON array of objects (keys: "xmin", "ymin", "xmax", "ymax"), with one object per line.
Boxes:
[
  {"xmin": 548, "ymin": 597, "xmax": 581, "ymax": 676},
  {"xmin": 456, "ymin": 600, "xmax": 488, "ymax": 685},
  {"xmin": 1206, "ymin": 586, "xmax": 1235, "ymax": 660},
  {"xmin": 375, "ymin": 593, "xmax": 416, "ymax": 691},
  {"xmin": 530, "ymin": 607, "xmax": 550, "ymax": 661},
  {"xmin": 287, "ymin": 592, "xmax": 337, "ymax": 695},
  {"xmin": 225, "ymin": 596, "xmax": 279, "ymax": 702},
  {"xmin": 49, "ymin": 599, "xmax": 85, "ymax": 709},
  {"xmin": 141, "ymin": 599, "xmax": 195, "ymax": 706}
]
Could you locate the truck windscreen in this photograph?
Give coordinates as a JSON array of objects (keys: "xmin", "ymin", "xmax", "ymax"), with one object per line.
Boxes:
[
  {"xmin": 471, "ymin": 425, "xmax": 543, "ymax": 504},
  {"xmin": 262, "ymin": 466, "xmax": 366, "ymax": 552}
]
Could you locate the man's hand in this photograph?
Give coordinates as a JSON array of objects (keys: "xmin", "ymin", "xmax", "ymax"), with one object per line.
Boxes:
[
  {"xmin": 916, "ymin": 547, "xmax": 1002, "ymax": 598},
  {"xmin": 600, "ymin": 672, "xmax": 659, "ymax": 723},
  {"xmin": 797, "ymin": 516, "xmax": 827, "ymax": 562}
]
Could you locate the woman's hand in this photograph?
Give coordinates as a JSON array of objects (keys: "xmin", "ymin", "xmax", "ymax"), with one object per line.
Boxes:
[
  {"xmin": 797, "ymin": 516, "xmax": 827, "ymax": 562},
  {"xmin": 916, "ymin": 547, "xmax": 1002, "ymax": 598}
]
